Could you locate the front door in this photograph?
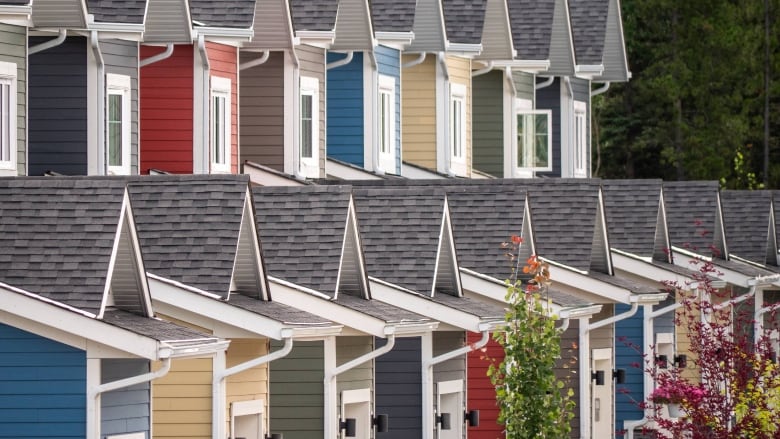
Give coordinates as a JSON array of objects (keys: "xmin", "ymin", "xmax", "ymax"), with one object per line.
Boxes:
[
  {"xmin": 592, "ymin": 348, "xmax": 614, "ymax": 438},
  {"xmin": 341, "ymin": 388, "xmax": 371, "ymax": 438},
  {"xmin": 436, "ymin": 379, "xmax": 464, "ymax": 439}
]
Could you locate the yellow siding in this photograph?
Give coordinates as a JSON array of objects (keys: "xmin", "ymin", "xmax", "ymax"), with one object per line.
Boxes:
[
  {"xmin": 676, "ymin": 288, "xmax": 702, "ymax": 382},
  {"xmin": 401, "ymin": 54, "xmax": 437, "ymax": 168},
  {"xmin": 225, "ymin": 338, "xmax": 270, "ymax": 435},
  {"xmin": 446, "ymin": 56, "xmax": 472, "ymax": 177},
  {"xmin": 153, "ymin": 357, "xmax": 214, "ymax": 439}
]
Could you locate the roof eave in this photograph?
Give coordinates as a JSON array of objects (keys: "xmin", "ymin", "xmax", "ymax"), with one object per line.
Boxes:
[
  {"xmin": 445, "ymin": 41, "xmax": 482, "ymax": 56},
  {"xmin": 193, "ymin": 26, "xmax": 254, "ymax": 41},
  {"xmin": 294, "ymin": 30, "xmax": 335, "ymax": 48},
  {"xmin": 575, "ymin": 63, "xmax": 604, "ymax": 79},
  {"xmin": 0, "ymin": 5, "xmax": 31, "ymax": 26},
  {"xmin": 375, "ymin": 31, "xmax": 414, "ymax": 49},
  {"xmin": 492, "ymin": 58, "xmax": 550, "ymax": 73}
]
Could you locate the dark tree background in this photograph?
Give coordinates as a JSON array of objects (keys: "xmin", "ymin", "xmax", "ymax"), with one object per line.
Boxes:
[{"xmin": 594, "ymin": 0, "xmax": 779, "ymax": 188}]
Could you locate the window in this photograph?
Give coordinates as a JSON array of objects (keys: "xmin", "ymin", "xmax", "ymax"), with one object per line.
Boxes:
[
  {"xmin": 0, "ymin": 61, "xmax": 17, "ymax": 175},
  {"xmin": 210, "ymin": 76, "xmax": 231, "ymax": 174},
  {"xmin": 573, "ymin": 101, "xmax": 587, "ymax": 177},
  {"xmin": 516, "ymin": 99, "xmax": 552, "ymax": 173},
  {"xmin": 106, "ymin": 74, "xmax": 131, "ymax": 175},
  {"xmin": 378, "ymin": 75, "xmax": 396, "ymax": 173},
  {"xmin": 449, "ymin": 83, "xmax": 467, "ymax": 175},
  {"xmin": 299, "ymin": 76, "xmax": 319, "ymax": 178}
]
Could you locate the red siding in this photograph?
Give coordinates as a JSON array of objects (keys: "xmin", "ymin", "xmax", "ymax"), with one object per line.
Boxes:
[
  {"xmin": 468, "ymin": 332, "xmax": 505, "ymax": 439},
  {"xmin": 140, "ymin": 44, "xmax": 194, "ymax": 174},
  {"xmin": 206, "ymin": 42, "xmax": 238, "ymax": 174}
]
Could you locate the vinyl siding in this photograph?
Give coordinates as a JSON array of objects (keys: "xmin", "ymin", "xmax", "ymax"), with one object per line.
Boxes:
[
  {"xmin": 615, "ymin": 305, "xmax": 643, "ymax": 435},
  {"xmin": 433, "ymin": 331, "xmax": 467, "ymax": 439},
  {"xmin": 139, "ymin": 44, "xmax": 194, "ymax": 174},
  {"xmin": 239, "ymin": 50, "xmax": 285, "ymax": 170},
  {"xmin": 535, "ymin": 78, "xmax": 561, "ymax": 177},
  {"xmin": 0, "ymin": 323, "xmax": 87, "ymax": 438},
  {"xmin": 599, "ymin": 0, "xmax": 628, "ymax": 81},
  {"xmin": 225, "ymin": 338, "xmax": 270, "ymax": 435},
  {"xmin": 571, "ymin": 77, "xmax": 590, "ymax": 176},
  {"xmin": 0, "ymin": 24, "xmax": 25, "ymax": 175},
  {"xmin": 408, "ymin": 0, "xmax": 446, "ymax": 52},
  {"xmin": 467, "ymin": 333, "xmax": 504, "ymax": 439},
  {"xmin": 401, "ymin": 55, "xmax": 436, "ymax": 169},
  {"xmin": 152, "ymin": 357, "xmax": 213, "ymax": 439},
  {"xmin": 30, "ymin": 0, "xmax": 85, "ymax": 28},
  {"xmin": 331, "ymin": 0, "xmax": 372, "ymax": 50},
  {"xmin": 102, "ymin": 39, "xmax": 139, "ymax": 175},
  {"xmin": 269, "ymin": 340, "xmax": 324, "ymax": 439},
  {"xmin": 479, "ymin": 0, "xmax": 514, "ymax": 60},
  {"xmin": 512, "ymin": 70, "xmax": 534, "ymax": 101},
  {"xmin": 546, "ymin": 0, "xmax": 575, "ymax": 76},
  {"xmin": 207, "ymin": 42, "xmax": 239, "ymax": 174},
  {"xmin": 375, "ymin": 45, "xmax": 401, "ymax": 173},
  {"xmin": 101, "ymin": 359, "xmax": 151, "ymax": 437},
  {"xmin": 446, "ymin": 56, "xmax": 472, "ymax": 177},
  {"xmin": 246, "ymin": 0, "xmax": 293, "ymax": 51},
  {"xmin": 472, "ymin": 70, "xmax": 503, "ymax": 177},
  {"xmin": 337, "ymin": 336, "xmax": 373, "ymax": 393},
  {"xmin": 590, "ymin": 305, "xmax": 614, "ymax": 439},
  {"xmin": 28, "ymin": 36, "xmax": 88, "ymax": 176},
  {"xmin": 375, "ymin": 337, "xmax": 422, "ymax": 439},
  {"xmin": 142, "ymin": 0, "xmax": 191, "ymax": 44},
  {"xmin": 558, "ymin": 321, "xmax": 580, "ymax": 438},
  {"xmin": 296, "ymin": 44, "xmax": 327, "ymax": 177},
  {"xmin": 326, "ymin": 51, "xmax": 364, "ymax": 166}
]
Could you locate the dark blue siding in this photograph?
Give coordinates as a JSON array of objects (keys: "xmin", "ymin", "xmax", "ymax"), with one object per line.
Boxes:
[
  {"xmin": 326, "ymin": 51, "xmax": 364, "ymax": 166},
  {"xmin": 101, "ymin": 359, "xmax": 150, "ymax": 437},
  {"xmin": 0, "ymin": 323, "xmax": 87, "ymax": 438},
  {"xmin": 615, "ymin": 305, "xmax": 644, "ymax": 435},
  {"xmin": 535, "ymin": 78, "xmax": 561, "ymax": 177},
  {"xmin": 28, "ymin": 36, "xmax": 88, "ymax": 176},
  {"xmin": 375, "ymin": 45, "xmax": 401, "ymax": 173},
  {"xmin": 375, "ymin": 337, "xmax": 422, "ymax": 439}
]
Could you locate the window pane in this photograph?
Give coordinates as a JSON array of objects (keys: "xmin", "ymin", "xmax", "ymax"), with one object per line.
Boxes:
[
  {"xmin": 213, "ymin": 96, "xmax": 224, "ymax": 164},
  {"xmin": 108, "ymin": 94, "xmax": 122, "ymax": 166},
  {"xmin": 380, "ymin": 92, "xmax": 387, "ymax": 153},
  {"xmin": 452, "ymin": 100, "xmax": 462, "ymax": 158},
  {"xmin": 301, "ymin": 94, "xmax": 313, "ymax": 158},
  {"xmin": 0, "ymin": 84, "xmax": 8, "ymax": 162},
  {"xmin": 535, "ymin": 114, "xmax": 549, "ymax": 168},
  {"xmin": 517, "ymin": 114, "xmax": 527, "ymax": 168}
]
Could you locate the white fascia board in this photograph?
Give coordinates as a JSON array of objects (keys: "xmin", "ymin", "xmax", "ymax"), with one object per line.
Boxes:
[
  {"xmin": 148, "ymin": 276, "xmax": 292, "ymax": 340},
  {"xmin": 87, "ymin": 22, "xmax": 145, "ymax": 35},
  {"xmin": 490, "ymin": 59, "xmax": 550, "ymax": 73},
  {"xmin": 544, "ymin": 264, "xmax": 633, "ymax": 304},
  {"xmin": 611, "ymin": 251, "xmax": 697, "ymax": 286},
  {"xmin": 574, "ymin": 64, "xmax": 604, "ymax": 79},
  {"xmin": 0, "ymin": 285, "xmax": 161, "ymax": 360},
  {"xmin": 671, "ymin": 249, "xmax": 751, "ymax": 288},
  {"xmin": 244, "ymin": 162, "xmax": 307, "ymax": 186},
  {"xmin": 326, "ymin": 159, "xmax": 384, "ymax": 180},
  {"xmin": 401, "ymin": 163, "xmax": 447, "ymax": 179},
  {"xmin": 295, "ymin": 31, "xmax": 335, "ymax": 48},
  {"xmin": 269, "ymin": 278, "xmax": 389, "ymax": 337},
  {"xmin": 0, "ymin": 6, "xmax": 32, "ymax": 27},
  {"xmin": 459, "ymin": 268, "xmax": 508, "ymax": 304},
  {"xmin": 375, "ymin": 31, "xmax": 414, "ymax": 49},
  {"xmin": 559, "ymin": 304, "xmax": 602, "ymax": 319},
  {"xmin": 191, "ymin": 26, "xmax": 253, "ymax": 41}
]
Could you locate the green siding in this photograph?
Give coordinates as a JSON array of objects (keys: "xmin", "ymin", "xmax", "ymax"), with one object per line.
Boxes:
[
  {"xmin": 512, "ymin": 70, "xmax": 534, "ymax": 101},
  {"xmin": 0, "ymin": 23, "xmax": 26, "ymax": 175},
  {"xmin": 472, "ymin": 70, "xmax": 504, "ymax": 177},
  {"xmin": 269, "ymin": 340, "xmax": 324, "ymax": 439}
]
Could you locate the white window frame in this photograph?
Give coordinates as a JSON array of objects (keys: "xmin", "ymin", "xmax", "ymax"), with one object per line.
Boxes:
[
  {"xmin": 299, "ymin": 76, "xmax": 320, "ymax": 178},
  {"xmin": 377, "ymin": 74, "xmax": 396, "ymax": 173},
  {"xmin": 573, "ymin": 100, "xmax": 587, "ymax": 177},
  {"xmin": 0, "ymin": 61, "xmax": 17, "ymax": 175},
  {"xmin": 210, "ymin": 76, "xmax": 232, "ymax": 174},
  {"xmin": 449, "ymin": 82, "xmax": 467, "ymax": 176},
  {"xmin": 106, "ymin": 73, "xmax": 131, "ymax": 175},
  {"xmin": 515, "ymin": 98, "xmax": 552, "ymax": 173}
]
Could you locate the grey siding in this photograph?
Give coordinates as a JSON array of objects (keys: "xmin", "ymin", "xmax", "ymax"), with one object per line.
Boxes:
[
  {"xmin": 247, "ymin": 0, "xmax": 293, "ymax": 50},
  {"xmin": 376, "ymin": 337, "xmax": 422, "ymax": 439},
  {"xmin": 297, "ymin": 44, "xmax": 326, "ymax": 177},
  {"xmin": 557, "ymin": 321, "xmax": 580, "ymax": 439},
  {"xmin": 546, "ymin": 0, "xmax": 575, "ymax": 76},
  {"xmin": 478, "ymin": 0, "xmax": 513, "ymax": 60},
  {"xmin": 337, "ymin": 335, "xmax": 373, "ymax": 393},
  {"xmin": 408, "ymin": 0, "xmax": 446, "ymax": 52},
  {"xmin": 102, "ymin": 39, "xmax": 139, "ymax": 174},
  {"xmin": 512, "ymin": 70, "xmax": 534, "ymax": 101},
  {"xmin": 472, "ymin": 70, "xmax": 503, "ymax": 177},
  {"xmin": 571, "ymin": 76, "xmax": 590, "ymax": 176},
  {"xmin": 433, "ymin": 331, "xmax": 467, "ymax": 439},
  {"xmin": 28, "ymin": 36, "xmax": 88, "ymax": 175},
  {"xmin": 240, "ymin": 50, "xmax": 285, "ymax": 170},
  {"xmin": 535, "ymin": 78, "xmax": 561, "ymax": 177},
  {"xmin": 599, "ymin": 0, "xmax": 628, "ymax": 81},
  {"xmin": 0, "ymin": 23, "xmax": 26, "ymax": 175},
  {"xmin": 270, "ymin": 340, "xmax": 324, "ymax": 439},
  {"xmin": 101, "ymin": 359, "xmax": 151, "ymax": 437}
]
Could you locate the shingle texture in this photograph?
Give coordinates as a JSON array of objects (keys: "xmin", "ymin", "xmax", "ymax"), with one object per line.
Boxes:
[
  {"xmin": 441, "ymin": 0, "xmax": 488, "ymax": 44},
  {"xmin": 370, "ymin": 0, "xmax": 417, "ymax": 32},
  {"xmin": 714, "ymin": 257, "xmax": 779, "ymax": 277},
  {"xmin": 0, "ymin": 177, "xmax": 126, "ymax": 315},
  {"xmin": 253, "ymin": 185, "xmax": 351, "ymax": 297},
  {"xmin": 289, "ymin": 0, "xmax": 339, "ymax": 32},
  {"xmin": 588, "ymin": 271, "xmax": 660, "ymax": 294},
  {"xmin": 127, "ymin": 176, "xmax": 249, "ymax": 297},
  {"xmin": 0, "ymin": 0, "xmax": 30, "ymax": 5},
  {"xmin": 335, "ymin": 294, "xmax": 432, "ymax": 324},
  {"xmin": 189, "ymin": 0, "xmax": 256, "ymax": 28},
  {"xmin": 103, "ymin": 309, "xmax": 216, "ymax": 341},
  {"xmin": 568, "ymin": 0, "xmax": 608, "ymax": 64},
  {"xmin": 228, "ymin": 294, "xmax": 338, "ymax": 326},
  {"xmin": 602, "ymin": 179, "xmax": 663, "ymax": 257},
  {"xmin": 663, "ymin": 181, "xmax": 720, "ymax": 255},
  {"xmin": 87, "ymin": 0, "xmax": 146, "ymax": 24},
  {"xmin": 720, "ymin": 190, "xmax": 772, "ymax": 265},
  {"xmin": 507, "ymin": 0, "xmax": 555, "ymax": 60},
  {"xmin": 429, "ymin": 293, "xmax": 505, "ymax": 319}
]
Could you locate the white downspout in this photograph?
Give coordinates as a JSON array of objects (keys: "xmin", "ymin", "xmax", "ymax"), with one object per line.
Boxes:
[
  {"xmin": 327, "ymin": 51, "xmax": 354, "ymax": 70},
  {"xmin": 535, "ymin": 75, "xmax": 555, "ymax": 90},
  {"xmin": 212, "ymin": 332, "xmax": 294, "ymax": 439},
  {"xmin": 472, "ymin": 61, "xmax": 494, "ymax": 77},
  {"xmin": 197, "ymin": 34, "xmax": 210, "ymax": 174},
  {"xmin": 590, "ymin": 81, "xmax": 610, "ymax": 97},
  {"xmin": 402, "ymin": 52, "xmax": 426, "ymax": 69},
  {"xmin": 422, "ymin": 329, "xmax": 490, "ymax": 439},
  {"xmin": 29, "ymin": 28, "xmax": 67, "ymax": 55},
  {"xmin": 139, "ymin": 44, "xmax": 174, "ymax": 67},
  {"xmin": 240, "ymin": 50, "xmax": 270, "ymax": 71},
  {"xmin": 90, "ymin": 31, "xmax": 106, "ymax": 175},
  {"xmin": 324, "ymin": 330, "xmax": 397, "ymax": 439},
  {"xmin": 87, "ymin": 357, "xmax": 172, "ymax": 439}
]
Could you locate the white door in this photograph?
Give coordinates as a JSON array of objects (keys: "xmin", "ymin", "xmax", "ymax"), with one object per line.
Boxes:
[
  {"xmin": 230, "ymin": 399, "xmax": 264, "ymax": 439},
  {"xmin": 340, "ymin": 388, "xmax": 372, "ymax": 439},
  {"xmin": 436, "ymin": 380, "xmax": 464, "ymax": 439},
  {"xmin": 592, "ymin": 348, "xmax": 614, "ymax": 439}
]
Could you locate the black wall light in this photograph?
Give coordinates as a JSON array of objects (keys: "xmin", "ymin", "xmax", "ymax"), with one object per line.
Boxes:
[
  {"xmin": 265, "ymin": 434, "xmax": 283, "ymax": 439},
  {"xmin": 613, "ymin": 368, "xmax": 626, "ymax": 384},
  {"xmin": 591, "ymin": 370, "xmax": 605, "ymax": 386},
  {"xmin": 465, "ymin": 410, "xmax": 480, "ymax": 427},
  {"xmin": 673, "ymin": 354, "xmax": 687, "ymax": 368},
  {"xmin": 339, "ymin": 418, "xmax": 356, "ymax": 437},
  {"xmin": 436, "ymin": 412, "xmax": 452, "ymax": 430},
  {"xmin": 372, "ymin": 414, "xmax": 389, "ymax": 433},
  {"xmin": 655, "ymin": 354, "xmax": 669, "ymax": 369}
]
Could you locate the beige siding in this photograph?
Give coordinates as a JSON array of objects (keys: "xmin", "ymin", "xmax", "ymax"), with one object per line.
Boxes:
[
  {"xmin": 239, "ymin": 50, "xmax": 285, "ymax": 170},
  {"xmin": 247, "ymin": 0, "xmax": 293, "ymax": 50},
  {"xmin": 401, "ymin": 54, "xmax": 437, "ymax": 169},
  {"xmin": 226, "ymin": 338, "xmax": 271, "ymax": 434},
  {"xmin": 296, "ymin": 44, "xmax": 326, "ymax": 177},
  {"xmin": 331, "ymin": 0, "xmax": 372, "ymax": 50},
  {"xmin": 478, "ymin": 0, "xmax": 514, "ymax": 60},
  {"xmin": 153, "ymin": 358, "xmax": 214, "ymax": 439},
  {"xmin": 446, "ymin": 56, "xmax": 472, "ymax": 177}
]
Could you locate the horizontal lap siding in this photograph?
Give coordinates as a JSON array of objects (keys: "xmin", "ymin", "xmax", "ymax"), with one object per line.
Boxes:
[
  {"xmin": 433, "ymin": 331, "xmax": 467, "ymax": 439},
  {"xmin": 472, "ymin": 71, "xmax": 503, "ymax": 177},
  {"xmin": 326, "ymin": 51, "xmax": 364, "ymax": 166},
  {"xmin": 557, "ymin": 321, "xmax": 580, "ymax": 438},
  {"xmin": 401, "ymin": 55, "xmax": 436, "ymax": 169},
  {"xmin": 28, "ymin": 36, "xmax": 87, "ymax": 176},
  {"xmin": 375, "ymin": 45, "xmax": 401, "ymax": 173},
  {"xmin": 102, "ymin": 39, "xmax": 139, "ymax": 174},
  {"xmin": 101, "ymin": 359, "xmax": 151, "ymax": 437},
  {"xmin": 467, "ymin": 333, "xmax": 504, "ymax": 439},
  {"xmin": 535, "ymin": 79, "xmax": 561, "ymax": 177},
  {"xmin": 0, "ymin": 323, "xmax": 87, "ymax": 438},
  {"xmin": 0, "ymin": 24, "xmax": 25, "ymax": 175},
  {"xmin": 140, "ymin": 44, "xmax": 193, "ymax": 174},
  {"xmin": 375, "ymin": 336, "xmax": 422, "ymax": 439},
  {"xmin": 296, "ymin": 45, "xmax": 326, "ymax": 177},
  {"xmin": 226, "ymin": 339, "xmax": 270, "ymax": 435},
  {"xmin": 337, "ymin": 336, "xmax": 373, "ymax": 393},
  {"xmin": 269, "ymin": 340, "xmax": 324, "ymax": 439},
  {"xmin": 207, "ymin": 42, "xmax": 238, "ymax": 174},
  {"xmin": 446, "ymin": 56, "xmax": 472, "ymax": 177},
  {"xmin": 152, "ymin": 357, "xmax": 213, "ymax": 439},
  {"xmin": 239, "ymin": 50, "xmax": 284, "ymax": 170},
  {"xmin": 615, "ymin": 305, "xmax": 643, "ymax": 435}
]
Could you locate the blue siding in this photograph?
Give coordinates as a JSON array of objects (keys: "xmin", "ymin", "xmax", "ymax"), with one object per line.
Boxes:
[
  {"xmin": 614, "ymin": 305, "xmax": 644, "ymax": 435},
  {"xmin": 375, "ymin": 337, "xmax": 422, "ymax": 439},
  {"xmin": 28, "ymin": 36, "xmax": 88, "ymax": 176},
  {"xmin": 101, "ymin": 359, "xmax": 150, "ymax": 438},
  {"xmin": 375, "ymin": 45, "xmax": 401, "ymax": 174},
  {"xmin": 535, "ymin": 78, "xmax": 561, "ymax": 177},
  {"xmin": 326, "ymin": 51, "xmax": 364, "ymax": 166},
  {"xmin": 0, "ymin": 323, "xmax": 87, "ymax": 438}
]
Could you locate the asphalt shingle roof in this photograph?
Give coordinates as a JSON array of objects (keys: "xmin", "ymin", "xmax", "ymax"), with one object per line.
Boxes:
[
  {"xmin": 507, "ymin": 0, "xmax": 555, "ymax": 60},
  {"xmin": 334, "ymin": 294, "xmax": 432, "ymax": 324},
  {"xmin": 588, "ymin": 271, "xmax": 661, "ymax": 294},
  {"xmin": 369, "ymin": 0, "xmax": 417, "ymax": 33},
  {"xmin": 441, "ymin": 0, "xmax": 488, "ymax": 45},
  {"xmin": 227, "ymin": 294, "xmax": 338, "ymax": 326},
  {"xmin": 663, "ymin": 181, "xmax": 721, "ymax": 256},
  {"xmin": 289, "ymin": 0, "xmax": 339, "ymax": 32},
  {"xmin": 102, "ymin": 309, "xmax": 216, "ymax": 341},
  {"xmin": 127, "ymin": 175, "xmax": 249, "ymax": 297},
  {"xmin": 602, "ymin": 179, "xmax": 664, "ymax": 258},
  {"xmin": 189, "ymin": 0, "xmax": 256, "ymax": 28},
  {"xmin": 568, "ymin": 0, "xmax": 608, "ymax": 64},
  {"xmin": 720, "ymin": 190, "xmax": 773, "ymax": 265},
  {"xmin": 0, "ymin": 177, "xmax": 126, "ymax": 315},
  {"xmin": 86, "ymin": 0, "xmax": 146, "ymax": 24},
  {"xmin": 429, "ymin": 293, "xmax": 505, "ymax": 319},
  {"xmin": 0, "ymin": 0, "xmax": 30, "ymax": 5}
]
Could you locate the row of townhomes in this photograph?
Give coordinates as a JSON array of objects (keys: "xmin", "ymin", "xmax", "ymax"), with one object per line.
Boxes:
[{"xmin": 0, "ymin": 1, "xmax": 777, "ymax": 439}]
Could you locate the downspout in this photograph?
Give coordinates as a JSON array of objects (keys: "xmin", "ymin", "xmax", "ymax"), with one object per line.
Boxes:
[
  {"xmin": 90, "ymin": 31, "xmax": 106, "ymax": 175},
  {"xmin": 472, "ymin": 61, "xmax": 493, "ymax": 77},
  {"xmin": 324, "ymin": 330, "xmax": 397, "ymax": 439},
  {"xmin": 87, "ymin": 357, "xmax": 172, "ymax": 439},
  {"xmin": 327, "ymin": 51, "xmax": 354, "ymax": 70},
  {"xmin": 402, "ymin": 52, "xmax": 426, "ymax": 68},
  {"xmin": 29, "ymin": 29, "xmax": 67, "ymax": 55},
  {"xmin": 535, "ymin": 75, "xmax": 555, "ymax": 90},
  {"xmin": 557, "ymin": 316, "xmax": 571, "ymax": 333},
  {"xmin": 422, "ymin": 329, "xmax": 490, "ymax": 439},
  {"xmin": 591, "ymin": 81, "xmax": 610, "ymax": 97},
  {"xmin": 239, "ymin": 50, "xmax": 270, "ymax": 70},
  {"xmin": 212, "ymin": 332, "xmax": 294, "ymax": 439},
  {"xmin": 197, "ymin": 34, "xmax": 210, "ymax": 174},
  {"xmin": 139, "ymin": 44, "xmax": 174, "ymax": 67}
]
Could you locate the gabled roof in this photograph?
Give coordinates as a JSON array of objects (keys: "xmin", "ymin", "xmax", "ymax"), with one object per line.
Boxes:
[
  {"xmin": 568, "ymin": 0, "xmax": 608, "ymax": 66},
  {"xmin": 545, "ymin": 0, "xmax": 576, "ymax": 75},
  {"xmin": 441, "ymin": 0, "xmax": 488, "ymax": 45},
  {"xmin": 476, "ymin": 0, "xmax": 515, "ymax": 61},
  {"xmin": 663, "ymin": 181, "xmax": 726, "ymax": 258},
  {"xmin": 245, "ymin": 0, "xmax": 295, "ymax": 50},
  {"xmin": 31, "ymin": 0, "xmax": 87, "ymax": 28},
  {"xmin": 370, "ymin": 0, "xmax": 417, "ymax": 33},
  {"xmin": 593, "ymin": 0, "xmax": 630, "ymax": 81},
  {"xmin": 331, "ymin": 0, "xmax": 374, "ymax": 50},
  {"xmin": 86, "ymin": 0, "xmax": 146, "ymax": 24},
  {"xmin": 144, "ymin": 0, "xmax": 255, "ymax": 43},
  {"xmin": 407, "ymin": 0, "xmax": 447, "ymax": 52},
  {"xmin": 289, "ymin": 0, "xmax": 339, "ymax": 32},
  {"xmin": 189, "ymin": 0, "xmax": 256, "ymax": 28},
  {"xmin": 507, "ymin": 0, "xmax": 555, "ymax": 61},
  {"xmin": 720, "ymin": 190, "xmax": 774, "ymax": 266}
]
